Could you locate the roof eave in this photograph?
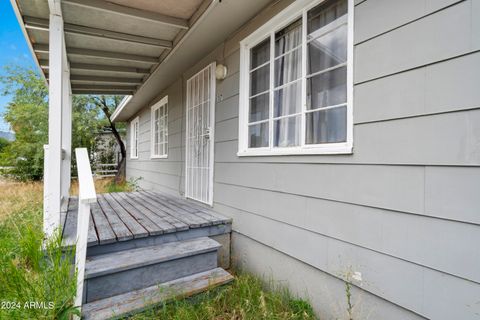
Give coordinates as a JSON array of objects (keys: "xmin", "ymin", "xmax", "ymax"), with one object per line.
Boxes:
[
  {"xmin": 9, "ymin": 0, "xmax": 48, "ymax": 83},
  {"xmin": 111, "ymin": 0, "xmax": 218, "ymax": 122},
  {"xmin": 110, "ymin": 95, "xmax": 132, "ymax": 122}
]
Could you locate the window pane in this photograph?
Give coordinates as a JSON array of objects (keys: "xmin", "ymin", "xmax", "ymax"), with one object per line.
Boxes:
[
  {"xmin": 154, "ymin": 119, "xmax": 159, "ymax": 143},
  {"xmin": 274, "ymin": 81, "xmax": 302, "ymax": 117},
  {"xmin": 250, "ymin": 38, "xmax": 270, "ymax": 69},
  {"xmin": 273, "ymin": 115, "xmax": 300, "ymax": 147},
  {"xmin": 249, "ymin": 93, "xmax": 269, "ymax": 122},
  {"xmin": 158, "ymin": 117, "xmax": 163, "ymax": 135},
  {"xmin": 250, "ymin": 65, "xmax": 269, "ymax": 96},
  {"xmin": 307, "ymin": 66, "xmax": 347, "ymax": 110},
  {"xmin": 308, "ymin": 0, "xmax": 347, "ymax": 35},
  {"xmin": 305, "ymin": 106, "xmax": 346, "ymax": 144},
  {"xmin": 308, "ymin": 24, "xmax": 347, "ymax": 74},
  {"xmin": 248, "ymin": 122, "xmax": 269, "ymax": 148},
  {"xmin": 193, "ymin": 77, "xmax": 199, "ymax": 106},
  {"xmin": 162, "ymin": 115, "xmax": 167, "ymax": 131},
  {"xmin": 204, "ymin": 70, "xmax": 210, "ymax": 103},
  {"xmin": 274, "ymin": 48, "xmax": 302, "ymax": 87},
  {"xmin": 275, "ymin": 19, "xmax": 302, "ymax": 57}
]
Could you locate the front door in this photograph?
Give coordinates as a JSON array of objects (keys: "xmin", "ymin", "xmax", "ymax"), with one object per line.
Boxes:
[{"xmin": 185, "ymin": 63, "xmax": 216, "ymax": 205}]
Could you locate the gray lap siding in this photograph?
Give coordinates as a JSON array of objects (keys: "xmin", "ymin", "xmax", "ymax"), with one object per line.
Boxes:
[{"xmin": 125, "ymin": 0, "xmax": 480, "ymax": 319}]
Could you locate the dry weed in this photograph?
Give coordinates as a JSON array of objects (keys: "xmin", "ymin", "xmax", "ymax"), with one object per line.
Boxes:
[{"xmin": 0, "ymin": 178, "xmax": 43, "ymax": 221}]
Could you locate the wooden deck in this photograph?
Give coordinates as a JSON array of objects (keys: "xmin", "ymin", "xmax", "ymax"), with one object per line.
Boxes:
[{"xmin": 62, "ymin": 190, "xmax": 231, "ymax": 247}]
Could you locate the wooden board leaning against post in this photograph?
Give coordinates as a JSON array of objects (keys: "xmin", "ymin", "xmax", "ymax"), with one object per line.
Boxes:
[{"xmin": 74, "ymin": 148, "xmax": 97, "ymax": 317}]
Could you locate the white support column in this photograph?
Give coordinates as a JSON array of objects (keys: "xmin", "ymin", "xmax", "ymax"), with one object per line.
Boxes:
[
  {"xmin": 43, "ymin": 144, "xmax": 50, "ymax": 226},
  {"xmin": 61, "ymin": 50, "xmax": 72, "ymax": 212},
  {"xmin": 45, "ymin": 7, "xmax": 65, "ymax": 238}
]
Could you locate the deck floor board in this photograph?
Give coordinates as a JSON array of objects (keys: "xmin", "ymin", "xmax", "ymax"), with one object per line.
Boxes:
[
  {"xmin": 63, "ymin": 197, "xmax": 99, "ymax": 247},
  {"xmin": 109, "ymin": 192, "xmax": 164, "ymax": 236},
  {"xmin": 151, "ymin": 192, "xmax": 231, "ymax": 225},
  {"xmin": 140, "ymin": 191, "xmax": 211, "ymax": 228},
  {"xmin": 62, "ymin": 190, "xmax": 230, "ymax": 248},
  {"xmin": 97, "ymin": 196, "xmax": 133, "ymax": 241},
  {"xmin": 127, "ymin": 192, "xmax": 189, "ymax": 231},
  {"xmin": 116, "ymin": 192, "xmax": 178, "ymax": 233},
  {"xmin": 91, "ymin": 200, "xmax": 118, "ymax": 244},
  {"xmin": 101, "ymin": 194, "xmax": 149, "ymax": 239}
]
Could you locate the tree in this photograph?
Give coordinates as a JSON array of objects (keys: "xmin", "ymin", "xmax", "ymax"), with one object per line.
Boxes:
[
  {"xmin": 70, "ymin": 95, "xmax": 126, "ymax": 182},
  {"xmin": 0, "ymin": 66, "xmax": 125, "ymax": 181},
  {"xmin": 88, "ymin": 96, "xmax": 126, "ymax": 182},
  {"xmin": 0, "ymin": 66, "xmax": 48, "ymax": 180},
  {"xmin": 0, "ymin": 137, "xmax": 10, "ymax": 153}
]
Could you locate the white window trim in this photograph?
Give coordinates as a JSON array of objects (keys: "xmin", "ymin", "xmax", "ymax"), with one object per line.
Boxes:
[
  {"xmin": 238, "ymin": 0, "xmax": 354, "ymax": 157},
  {"xmin": 150, "ymin": 96, "xmax": 169, "ymax": 159},
  {"xmin": 130, "ymin": 116, "xmax": 139, "ymax": 159}
]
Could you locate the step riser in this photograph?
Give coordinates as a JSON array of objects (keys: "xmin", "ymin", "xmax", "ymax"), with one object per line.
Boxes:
[
  {"xmin": 85, "ymin": 251, "xmax": 218, "ymax": 303},
  {"xmin": 82, "ymin": 268, "xmax": 234, "ymax": 320},
  {"xmin": 87, "ymin": 224, "xmax": 231, "ymax": 257}
]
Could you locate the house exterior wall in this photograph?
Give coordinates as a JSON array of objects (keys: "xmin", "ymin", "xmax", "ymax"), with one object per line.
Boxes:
[
  {"xmin": 126, "ymin": 0, "xmax": 480, "ymax": 319},
  {"xmin": 126, "ymin": 77, "xmax": 185, "ymax": 194}
]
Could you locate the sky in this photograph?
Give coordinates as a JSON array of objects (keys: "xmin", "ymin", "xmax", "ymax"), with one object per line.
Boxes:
[{"xmin": 0, "ymin": 0, "xmax": 37, "ymax": 132}]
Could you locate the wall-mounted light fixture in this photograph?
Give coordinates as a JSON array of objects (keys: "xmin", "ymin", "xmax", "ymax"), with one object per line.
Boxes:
[{"xmin": 215, "ymin": 64, "xmax": 228, "ymax": 80}]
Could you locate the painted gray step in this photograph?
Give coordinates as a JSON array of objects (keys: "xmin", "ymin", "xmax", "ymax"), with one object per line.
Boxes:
[
  {"xmin": 85, "ymin": 237, "xmax": 220, "ymax": 278},
  {"xmin": 84, "ymin": 237, "xmax": 221, "ymax": 303},
  {"xmin": 82, "ymin": 268, "xmax": 234, "ymax": 320},
  {"xmin": 87, "ymin": 223, "xmax": 231, "ymax": 257}
]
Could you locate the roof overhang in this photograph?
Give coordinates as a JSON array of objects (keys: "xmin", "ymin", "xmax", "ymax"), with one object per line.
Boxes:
[
  {"xmin": 11, "ymin": 0, "xmax": 273, "ymax": 122},
  {"xmin": 11, "ymin": 0, "xmax": 211, "ymax": 94},
  {"xmin": 111, "ymin": 0, "xmax": 273, "ymax": 122}
]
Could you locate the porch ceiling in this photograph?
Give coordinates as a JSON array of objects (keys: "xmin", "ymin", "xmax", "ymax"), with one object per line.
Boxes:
[
  {"xmin": 12, "ymin": 0, "xmax": 273, "ymax": 121},
  {"xmin": 12, "ymin": 0, "xmax": 208, "ymax": 95}
]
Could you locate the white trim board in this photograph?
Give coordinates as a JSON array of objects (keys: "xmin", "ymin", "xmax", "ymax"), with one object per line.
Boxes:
[
  {"xmin": 238, "ymin": 0, "xmax": 354, "ymax": 157},
  {"xmin": 150, "ymin": 95, "xmax": 169, "ymax": 159},
  {"xmin": 130, "ymin": 116, "xmax": 139, "ymax": 159}
]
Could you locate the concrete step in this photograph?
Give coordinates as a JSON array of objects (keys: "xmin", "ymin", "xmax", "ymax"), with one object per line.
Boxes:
[
  {"xmin": 84, "ymin": 237, "xmax": 221, "ymax": 303},
  {"xmin": 82, "ymin": 268, "xmax": 234, "ymax": 320}
]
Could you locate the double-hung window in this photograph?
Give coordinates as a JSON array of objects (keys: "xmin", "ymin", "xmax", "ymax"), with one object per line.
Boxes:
[
  {"xmin": 130, "ymin": 116, "xmax": 139, "ymax": 159},
  {"xmin": 151, "ymin": 96, "xmax": 168, "ymax": 158},
  {"xmin": 238, "ymin": 0, "xmax": 353, "ymax": 156}
]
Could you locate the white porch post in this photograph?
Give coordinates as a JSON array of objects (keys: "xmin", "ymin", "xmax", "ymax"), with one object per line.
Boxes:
[
  {"xmin": 61, "ymin": 50, "xmax": 72, "ymax": 212},
  {"xmin": 44, "ymin": 0, "xmax": 66, "ymax": 238}
]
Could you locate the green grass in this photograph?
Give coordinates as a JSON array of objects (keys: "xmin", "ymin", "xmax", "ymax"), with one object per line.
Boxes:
[
  {"xmin": 127, "ymin": 273, "xmax": 317, "ymax": 320},
  {"xmin": 104, "ymin": 179, "xmax": 132, "ymax": 193},
  {"xmin": 103, "ymin": 177, "xmax": 142, "ymax": 193},
  {"xmin": 70, "ymin": 177, "xmax": 140, "ymax": 195},
  {"xmin": 0, "ymin": 181, "xmax": 78, "ymax": 320},
  {"xmin": 0, "ymin": 181, "xmax": 317, "ymax": 320}
]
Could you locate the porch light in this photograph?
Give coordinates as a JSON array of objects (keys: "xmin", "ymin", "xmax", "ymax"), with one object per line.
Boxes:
[{"xmin": 215, "ymin": 64, "xmax": 228, "ymax": 80}]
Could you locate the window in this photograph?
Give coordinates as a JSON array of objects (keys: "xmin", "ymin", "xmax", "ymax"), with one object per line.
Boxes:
[
  {"xmin": 130, "ymin": 117, "xmax": 139, "ymax": 159},
  {"xmin": 238, "ymin": 0, "xmax": 353, "ymax": 156},
  {"xmin": 151, "ymin": 96, "xmax": 168, "ymax": 158}
]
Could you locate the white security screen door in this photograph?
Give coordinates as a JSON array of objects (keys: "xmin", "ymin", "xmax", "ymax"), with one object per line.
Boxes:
[{"xmin": 185, "ymin": 63, "xmax": 216, "ymax": 205}]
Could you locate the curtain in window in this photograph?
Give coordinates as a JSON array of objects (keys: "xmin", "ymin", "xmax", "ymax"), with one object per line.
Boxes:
[
  {"xmin": 245, "ymin": 0, "xmax": 349, "ymax": 150},
  {"xmin": 306, "ymin": 0, "xmax": 348, "ymax": 144},
  {"xmin": 273, "ymin": 19, "xmax": 302, "ymax": 147}
]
